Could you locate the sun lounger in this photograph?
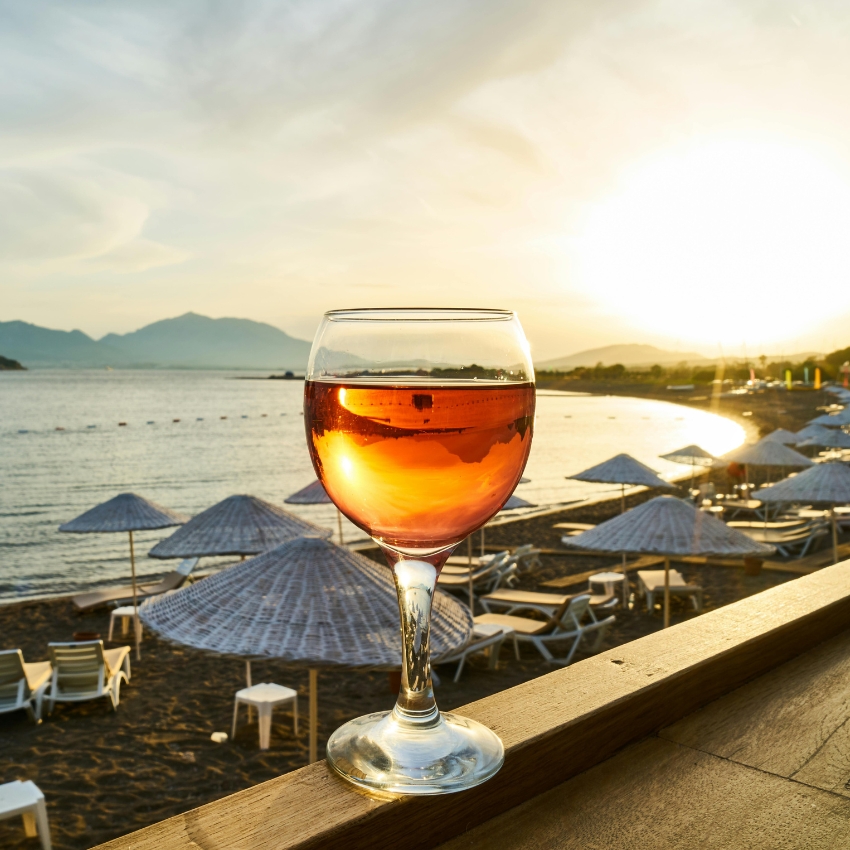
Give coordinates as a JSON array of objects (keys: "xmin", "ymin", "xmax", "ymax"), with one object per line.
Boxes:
[
  {"xmin": 0, "ymin": 650, "xmax": 52, "ymax": 723},
  {"xmin": 72, "ymin": 557, "xmax": 198, "ymax": 612},
  {"xmin": 479, "ymin": 588, "xmax": 616, "ymax": 622},
  {"xmin": 474, "ymin": 595, "xmax": 616, "ymax": 666},
  {"xmin": 731, "ymin": 522, "xmax": 828, "ymax": 558},
  {"xmin": 438, "ymin": 551, "xmax": 515, "ymax": 607},
  {"xmin": 511, "ymin": 544, "xmax": 543, "ymax": 574},
  {"xmin": 437, "ymin": 623, "xmax": 517, "ymax": 682},
  {"xmin": 46, "ymin": 641, "xmax": 131, "ymax": 713},
  {"xmin": 637, "ymin": 569, "xmax": 703, "ymax": 614}
]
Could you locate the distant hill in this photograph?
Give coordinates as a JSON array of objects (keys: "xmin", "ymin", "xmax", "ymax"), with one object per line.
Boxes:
[
  {"xmin": 536, "ymin": 344, "xmax": 710, "ymax": 371},
  {"xmin": 0, "ymin": 354, "xmax": 26, "ymax": 370},
  {"xmin": 101, "ymin": 313, "xmax": 312, "ymax": 370},
  {"xmin": 0, "ymin": 320, "xmax": 131, "ymax": 368},
  {"xmin": 0, "ymin": 314, "xmax": 312, "ymax": 370}
]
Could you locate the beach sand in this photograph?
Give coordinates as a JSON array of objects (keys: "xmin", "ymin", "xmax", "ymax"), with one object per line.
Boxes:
[
  {"xmin": 0, "ymin": 387, "xmax": 833, "ymax": 849},
  {"xmin": 0, "ymin": 514, "xmax": 800, "ymax": 850}
]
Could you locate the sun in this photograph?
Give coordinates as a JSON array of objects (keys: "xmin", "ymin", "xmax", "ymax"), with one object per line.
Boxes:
[{"xmin": 574, "ymin": 138, "xmax": 850, "ymax": 351}]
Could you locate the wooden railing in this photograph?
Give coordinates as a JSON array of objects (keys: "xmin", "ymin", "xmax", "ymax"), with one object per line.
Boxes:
[{"xmin": 95, "ymin": 562, "xmax": 850, "ymax": 850}]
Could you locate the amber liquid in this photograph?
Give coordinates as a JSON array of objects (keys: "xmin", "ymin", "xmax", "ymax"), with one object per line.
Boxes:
[{"xmin": 304, "ymin": 380, "xmax": 535, "ymax": 554}]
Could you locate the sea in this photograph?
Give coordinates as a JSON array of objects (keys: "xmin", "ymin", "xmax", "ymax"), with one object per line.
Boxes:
[{"xmin": 0, "ymin": 370, "xmax": 745, "ymax": 603}]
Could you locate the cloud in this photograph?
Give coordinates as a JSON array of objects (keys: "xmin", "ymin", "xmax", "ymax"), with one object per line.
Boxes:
[
  {"xmin": 0, "ymin": 168, "xmax": 148, "ymax": 262},
  {"xmin": 2, "ymin": 0, "xmax": 850, "ymax": 357},
  {"xmin": 83, "ymin": 238, "xmax": 190, "ymax": 274}
]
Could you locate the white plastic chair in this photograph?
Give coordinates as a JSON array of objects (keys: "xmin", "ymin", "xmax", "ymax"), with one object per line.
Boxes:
[
  {"xmin": 46, "ymin": 641, "xmax": 130, "ymax": 713},
  {"xmin": 0, "ymin": 780, "xmax": 51, "ymax": 849},
  {"xmin": 0, "ymin": 650, "xmax": 52, "ymax": 723}
]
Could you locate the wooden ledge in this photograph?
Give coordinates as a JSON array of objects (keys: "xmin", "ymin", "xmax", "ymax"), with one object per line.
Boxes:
[{"xmin": 94, "ymin": 562, "xmax": 850, "ymax": 850}]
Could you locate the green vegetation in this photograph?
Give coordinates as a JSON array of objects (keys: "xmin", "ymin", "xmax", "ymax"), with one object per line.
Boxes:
[
  {"xmin": 537, "ymin": 345, "xmax": 850, "ymax": 387},
  {"xmin": 0, "ymin": 355, "xmax": 25, "ymax": 370}
]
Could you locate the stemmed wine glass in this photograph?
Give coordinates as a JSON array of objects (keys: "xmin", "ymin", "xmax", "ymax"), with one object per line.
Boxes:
[{"xmin": 304, "ymin": 308, "xmax": 535, "ymax": 795}]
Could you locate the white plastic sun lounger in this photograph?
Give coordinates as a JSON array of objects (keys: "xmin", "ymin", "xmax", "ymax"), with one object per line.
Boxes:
[
  {"xmin": 637, "ymin": 569, "xmax": 703, "ymax": 613},
  {"xmin": 474, "ymin": 595, "xmax": 616, "ymax": 666},
  {"xmin": 0, "ymin": 650, "xmax": 52, "ymax": 723},
  {"xmin": 72, "ymin": 557, "xmax": 198, "ymax": 612},
  {"xmin": 46, "ymin": 641, "xmax": 131, "ymax": 713}
]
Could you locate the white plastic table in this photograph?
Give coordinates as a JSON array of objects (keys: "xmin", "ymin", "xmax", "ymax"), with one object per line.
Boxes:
[
  {"xmin": 232, "ymin": 683, "xmax": 298, "ymax": 750},
  {"xmin": 0, "ymin": 780, "xmax": 51, "ymax": 850},
  {"xmin": 108, "ymin": 606, "xmax": 142, "ymax": 643},
  {"xmin": 589, "ymin": 571, "xmax": 627, "ymax": 606}
]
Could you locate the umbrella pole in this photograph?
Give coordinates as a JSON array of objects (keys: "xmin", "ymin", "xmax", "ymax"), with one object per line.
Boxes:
[
  {"xmin": 467, "ymin": 536, "xmax": 474, "ymax": 611},
  {"xmin": 309, "ymin": 669, "xmax": 318, "ymax": 763},
  {"xmin": 337, "ymin": 510, "xmax": 344, "ymax": 546},
  {"xmin": 246, "ymin": 660, "xmax": 253, "ymax": 722},
  {"xmin": 480, "ymin": 526, "xmax": 485, "ymax": 557},
  {"xmin": 663, "ymin": 556, "xmax": 670, "ymax": 629},
  {"xmin": 620, "ymin": 486, "xmax": 628, "ymax": 608},
  {"xmin": 129, "ymin": 531, "xmax": 141, "ymax": 661},
  {"xmin": 832, "ymin": 507, "xmax": 839, "ymax": 565}
]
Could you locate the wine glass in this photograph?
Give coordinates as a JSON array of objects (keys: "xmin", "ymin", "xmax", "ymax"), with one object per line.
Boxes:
[{"xmin": 304, "ymin": 308, "xmax": 535, "ymax": 795}]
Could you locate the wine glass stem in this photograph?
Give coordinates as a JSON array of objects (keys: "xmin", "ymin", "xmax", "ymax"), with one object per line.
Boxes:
[{"xmin": 391, "ymin": 559, "xmax": 439, "ymax": 727}]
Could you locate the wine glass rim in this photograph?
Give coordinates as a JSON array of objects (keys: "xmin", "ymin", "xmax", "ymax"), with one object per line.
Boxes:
[{"xmin": 323, "ymin": 308, "xmax": 515, "ymax": 322}]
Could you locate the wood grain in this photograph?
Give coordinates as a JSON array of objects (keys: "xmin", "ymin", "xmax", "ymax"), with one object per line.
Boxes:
[
  {"xmin": 93, "ymin": 561, "xmax": 850, "ymax": 850},
  {"xmin": 438, "ymin": 737, "xmax": 850, "ymax": 850},
  {"xmin": 662, "ymin": 628, "xmax": 850, "ymax": 796}
]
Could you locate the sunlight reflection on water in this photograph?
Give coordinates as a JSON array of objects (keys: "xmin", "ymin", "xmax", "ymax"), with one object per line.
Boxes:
[{"xmin": 0, "ymin": 372, "xmax": 743, "ymax": 601}]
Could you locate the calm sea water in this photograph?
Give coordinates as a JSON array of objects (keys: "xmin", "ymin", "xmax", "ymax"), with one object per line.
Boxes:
[{"xmin": 0, "ymin": 371, "xmax": 744, "ymax": 602}]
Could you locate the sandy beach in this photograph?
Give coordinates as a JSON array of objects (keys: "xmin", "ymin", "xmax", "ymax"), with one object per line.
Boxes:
[{"xmin": 0, "ymin": 387, "xmax": 835, "ymax": 850}]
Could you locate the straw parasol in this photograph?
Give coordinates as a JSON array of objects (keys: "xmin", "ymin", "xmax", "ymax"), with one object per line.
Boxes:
[
  {"xmin": 569, "ymin": 454, "xmax": 675, "ymax": 511},
  {"xmin": 563, "ymin": 496, "xmax": 774, "ymax": 627},
  {"xmin": 798, "ymin": 430, "xmax": 850, "ymax": 450},
  {"xmin": 795, "ymin": 424, "xmax": 835, "ymax": 444},
  {"xmin": 723, "ymin": 440, "xmax": 813, "ymax": 468},
  {"xmin": 285, "ymin": 479, "xmax": 345, "ymax": 545},
  {"xmin": 140, "ymin": 537, "xmax": 472, "ymax": 761},
  {"xmin": 659, "ymin": 444, "xmax": 717, "ymax": 489},
  {"xmin": 809, "ymin": 409, "xmax": 850, "ymax": 427},
  {"xmin": 148, "ymin": 495, "xmax": 330, "ymax": 560},
  {"xmin": 761, "ymin": 429, "xmax": 803, "ymax": 445},
  {"xmin": 568, "ymin": 453, "xmax": 676, "ymax": 594},
  {"xmin": 59, "ymin": 493, "xmax": 188, "ymax": 659},
  {"xmin": 754, "ymin": 462, "xmax": 850, "ymax": 563},
  {"xmin": 722, "ymin": 440, "xmax": 813, "ymax": 490}
]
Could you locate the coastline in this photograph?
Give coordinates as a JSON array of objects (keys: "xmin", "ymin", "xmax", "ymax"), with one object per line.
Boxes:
[{"xmin": 0, "ymin": 382, "xmax": 837, "ymax": 849}]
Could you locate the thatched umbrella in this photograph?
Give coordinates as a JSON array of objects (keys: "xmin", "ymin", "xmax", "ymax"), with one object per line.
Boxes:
[
  {"xmin": 809, "ymin": 409, "xmax": 850, "ymax": 427},
  {"xmin": 563, "ymin": 496, "xmax": 774, "ymax": 628},
  {"xmin": 59, "ymin": 493, "xmax": 188, "ymax": 659},
  {"xmin": 659, "ymin": 444, "xmax": 717, "ymax": 489},
  {"xmin": 798, "ymin": 430, "xmax": 850, "ymax": 450},
  {"xmin": 148, "ymin": 495, "xmax": 330, "ymax": 560},
  {"xmin": 284, "ymin": 479, "xmax": 344, "ymax": 545},
  {"xmin": 568, "ymin": 454, "xmax": 676, "ymax": 512},
  {"xmin": 761, "ymin": 429, "xmax": 802, "ymax": 445},
  {"xmin": 568, "ymin": 454, "xmax": 675, "ymax": 597},
  {"xmin": 140, "ymin": 537, "xmax": 472, "ymax": 761},
  {"xmin": 722, "ymin": 440, "xmax": 813, "ymax": 490},
  {"xmin": 754, "ymin": 462, "xmax": 850, "ymax": 563},
  {"xmin": 795, "ymin": 424, "xmax": 835, "ymax": 445}
]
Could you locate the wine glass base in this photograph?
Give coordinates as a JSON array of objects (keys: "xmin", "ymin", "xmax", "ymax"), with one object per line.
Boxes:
[{"xmin": 326, "ymin": 709, "xmax": 504, "ymax": 795}]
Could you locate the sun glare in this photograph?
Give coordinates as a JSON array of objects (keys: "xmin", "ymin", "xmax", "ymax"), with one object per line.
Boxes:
[{"xmin": 575, "ymin": 138, "xmax": 850, "ymax": 350}]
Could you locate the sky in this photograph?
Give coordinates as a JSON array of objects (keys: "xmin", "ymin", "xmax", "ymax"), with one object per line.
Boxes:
[{"xmin": 3, "ymin": 0, "xmax": 850, "ymax": 361}]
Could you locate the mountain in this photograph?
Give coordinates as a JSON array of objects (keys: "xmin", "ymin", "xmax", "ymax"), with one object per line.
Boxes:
[
  {"xmin": 536, "ymin": 343, "xmax": 710, "ymax": 371},
  {"xmin": 0, "ymin": 355, "xmax": 26, "ymax": 370},
  {"xmin": 0, "ymin": 320, "xmax": 131, "ymax": 368},
  {"xmin": 0, "ymin": 314, "xmax": 312, "ymax": 370},
  {"xmin": 100, "ymin": 313, "xmax": 312, "ymax": 370}
]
